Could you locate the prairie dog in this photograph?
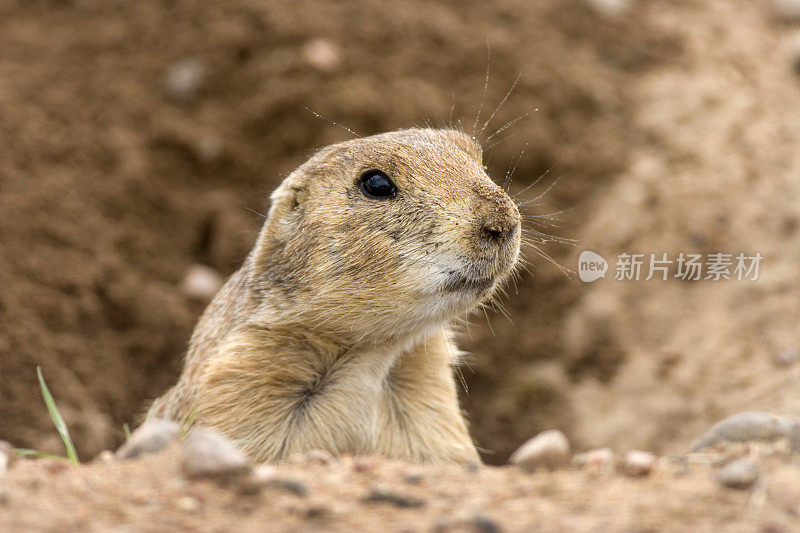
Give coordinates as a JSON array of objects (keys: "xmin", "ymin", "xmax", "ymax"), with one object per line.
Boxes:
[{"xmin": 154, "ymin": 128, "xmax": 521, "ymax": 463}]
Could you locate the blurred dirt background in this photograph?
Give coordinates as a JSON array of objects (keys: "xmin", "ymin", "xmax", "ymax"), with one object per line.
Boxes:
[{"xmin": 1, "ymin": 0, "xmax": 799, "ymax": 478}]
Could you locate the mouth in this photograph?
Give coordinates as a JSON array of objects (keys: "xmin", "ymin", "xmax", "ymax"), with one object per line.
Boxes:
[{"xmin": 441, "ymin": 270, "xmax": 497, "ymax": 294}]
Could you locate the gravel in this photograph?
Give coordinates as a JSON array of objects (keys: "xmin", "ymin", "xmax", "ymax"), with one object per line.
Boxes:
[
  {"xmin": 364, "ymin": 485, "xmax": 425, "ymax": 508},
  {"xmin": 509, "ymin": 430, "xmax": 570, "ymax": 471},
  {"xmin": 181, "ymin": 427, "xmax": 250, "ymax": 480},
  {"xmin": 621, "ymin": 450, "xmax": 657, "ymax": 477},
  {"xmin": 690, "ymin": 412, "xmax": 797, "ymax": 452},
  {"xmin": 716, "ymin": 458, "xmax": 760, "ymax": 490},
  {"xmin": 0, "ymin": 440, "xmax": 13, "ymax": 475},
  {"xmin": 115, "ymin": 419, "xmax": 180, "ymax": 460}
]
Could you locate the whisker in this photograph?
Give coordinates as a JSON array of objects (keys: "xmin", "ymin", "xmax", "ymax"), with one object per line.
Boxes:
[
  {"xmin": 511, "ymin": 163, "xmax": 558, "ymax": 199},
  {"xmin": 303, "ymin": 106, "xmax": 360, "ymax": 138},
  {"xmin": 480, "ymin": 72, "xmax": 522, "ymax": 135},
  {"xmin": 481, "ymin": 306, "xmax": 495, "ymax": 337},
  {"xmin": 523, "ymin": 242, "xmax": 573, "ymax": 276},
  {"xmin": 516, "ymin": 175, "xmax": 564, "ymax": 208},
  {"xmin": 503, "ymin": 142, "xmax": 529, "ymax": 191},
  {"xmin": 471, "ymin": 42, "xmax": 491, "ymax": 136},
  {"xmin": 244, "ymin": 206, "xmax": 267, "ymax": 218},
  {"xmin": 449, "ymin": 91, "xmax": 456, "ymax": 129},
  {"xmin": 483, "ymin": 131, "xmax": 517, "ymax": 152},
  {"xmin": 485, "ymin": 111, "xmax": 530, "ymax": 143}
]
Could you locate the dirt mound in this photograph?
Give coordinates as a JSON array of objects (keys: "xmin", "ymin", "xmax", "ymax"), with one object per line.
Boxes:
[{"xmin": 3, "ymin": 442, "xmax": 800, "ymax": 532}]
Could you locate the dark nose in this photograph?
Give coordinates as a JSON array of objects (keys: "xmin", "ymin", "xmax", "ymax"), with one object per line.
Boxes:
[{"xmin": 481, "ymin": 219, "xmax": 516, "ymax": 244}]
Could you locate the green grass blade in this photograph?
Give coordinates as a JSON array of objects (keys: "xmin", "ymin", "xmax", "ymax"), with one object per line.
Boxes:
[
  {"xmin": 36, "ymin": 366, "xmax": 79, "ymax": 465},
  {"xmin": 180, "ymin": 409, "xmax": 198, "ymax": 438},
  {"xmin": 13, "ymin": 448, "xmax": 68, "ymax": 461},
  {"xmin": 145, "ymin": 398, "xmax": 160, "ymax": 422},
  {"xmin": 123, "ymin": 423, "xmax": 131, "ymax": 442}
]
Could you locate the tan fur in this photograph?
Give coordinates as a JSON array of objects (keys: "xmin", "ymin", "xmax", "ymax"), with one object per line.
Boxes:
[{"xmin": 153, "ymin": 128, "xmax": 521, "ymax": 464}]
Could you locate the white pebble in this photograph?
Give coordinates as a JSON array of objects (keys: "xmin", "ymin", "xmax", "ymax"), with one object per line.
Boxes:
[
  {"xmin": 251, "ymin": 463, "xmax": 278, "ymax": 484},
  {"xmin": 96, "ymin": 450, "xmax": 115, "ymax": 464},
  {"xmin": 116, "ymin": 419, "xmax": 180, "ymax": 460},
  {"xmin": 180, "ymin": 264, "xmax": 224, "ymax": 301},
  {"xmin": 622, "ymin": 450, "xmax": 656, "ymax": 477},
  {"xmin": 509, "ymin": 429, "xmax": 570, "ymax": 470},
  {"xmin": 716, "ymin": 458, "xmax": 759, "ymax": 490},
  {"xmin": 182, "ymin": 427, "xmax": 250, "ymax": 480},
  {"xmin": 301, "ymin": 39, "xmax": 341, "ymax": 72},
  {"xmin": 164, "ymin": 57, "xmax": 205, "ymax": 102},
  {"xmin": 0, "ymin": 440, "xmax": 13, "ymax": 475},
  {"xmin": 176, "ymin": 496, "xmax": 201, "ymax": 512}
]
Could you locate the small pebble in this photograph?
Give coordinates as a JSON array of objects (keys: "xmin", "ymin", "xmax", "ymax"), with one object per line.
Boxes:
[
  {"xmin": 164, "ymin": 57, "xmax": 205, "ymax": 102},
  {"xmin": 691, "ymin": 412, "xmax": 795, "ymax": 452},
  {"xmin": 176, "ymin": 496, "xmax": 201, "ymax": 512},
  {"xmin": 182, "ymin": 427, "xmax": 250, "ymax": 480},
  {"xmin": 251, "ymin": 463, "xmax": 278, "ymax": 484},
  {"xmin": 509, "ymin": 429, "xmax": 570, "ymax": 471},
  {"xmin": 573, "ymin": 447, "xmax": 615, "ymax": 469},
  {"xmin": 0, "ymin": 440, "xmax": 13, "ymax": 475},
  {"xmin": 180, "ymin": 264, "xmax": 224, "ymax": 301},
  {"xmin": 463, "ymin": 461, "xmax": 481, "ymax": 473},
  {"xmin": 268, "ymin": 478, "xmax": 309, "ymax": 497},
  {"xmin": 773, "ymin": 0, "xmax": 800, "ymax": 21},
  {"xmin": 364, "ymin": 485, "xmax": 425, "ymax": 508},
  {"xmin": 96, "ymin": 450, "xmax": 115, "ymax": 464},
  {"xmin": 716, "ymin": 457, "xmax": 760, "ymax": 490},
  {"xmin": 116, "ymin": 419, "xmax": 180, "ymax": 460},
  {"xmin": 621, "ymin": 450, "xmax": 657, "ymax": 477},
  {"xmin": 251, "ymin": 465, "xmax": 308, "ymax": 496},
  {"xmin": 404, "ymin": 470, "xmax": 424, "ymax": 484},
  {"xmin": 301, "ymin": 39, "xmax": 341, "ymax": 72}
]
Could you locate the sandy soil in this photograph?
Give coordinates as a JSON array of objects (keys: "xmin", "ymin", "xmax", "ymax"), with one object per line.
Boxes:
[
  {"xmin": 2, "ymin": 0, "xmax": 800, "ymax": 529},
  {"xmin": 2, "ymin": 441, "xmax": 800, "ymax": 532}
]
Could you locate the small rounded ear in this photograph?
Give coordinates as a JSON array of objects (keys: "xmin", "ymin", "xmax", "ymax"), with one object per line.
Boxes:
[
  {"xmin": 266, "ymin": 175, "xmax": 307, "ymax": 230},
  {"xmin": 441, "ymin": 129, "xmax": 483, "ymax": 163}
]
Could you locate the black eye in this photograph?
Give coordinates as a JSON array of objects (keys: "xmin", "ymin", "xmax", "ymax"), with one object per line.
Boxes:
[{"xmin": 358, "ymin": 169, "xmax": 397, "ymax": 199}]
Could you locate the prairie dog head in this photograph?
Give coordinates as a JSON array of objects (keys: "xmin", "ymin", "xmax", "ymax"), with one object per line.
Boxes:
[{"xmin": 251, "ymin": 128, "xmax": 521, "ymax": 343}]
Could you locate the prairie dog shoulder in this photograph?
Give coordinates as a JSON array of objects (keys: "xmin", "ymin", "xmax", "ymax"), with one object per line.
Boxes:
[{"xmin": 154, "ymin": 128, "xmax": 521, "ymax": 464}]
